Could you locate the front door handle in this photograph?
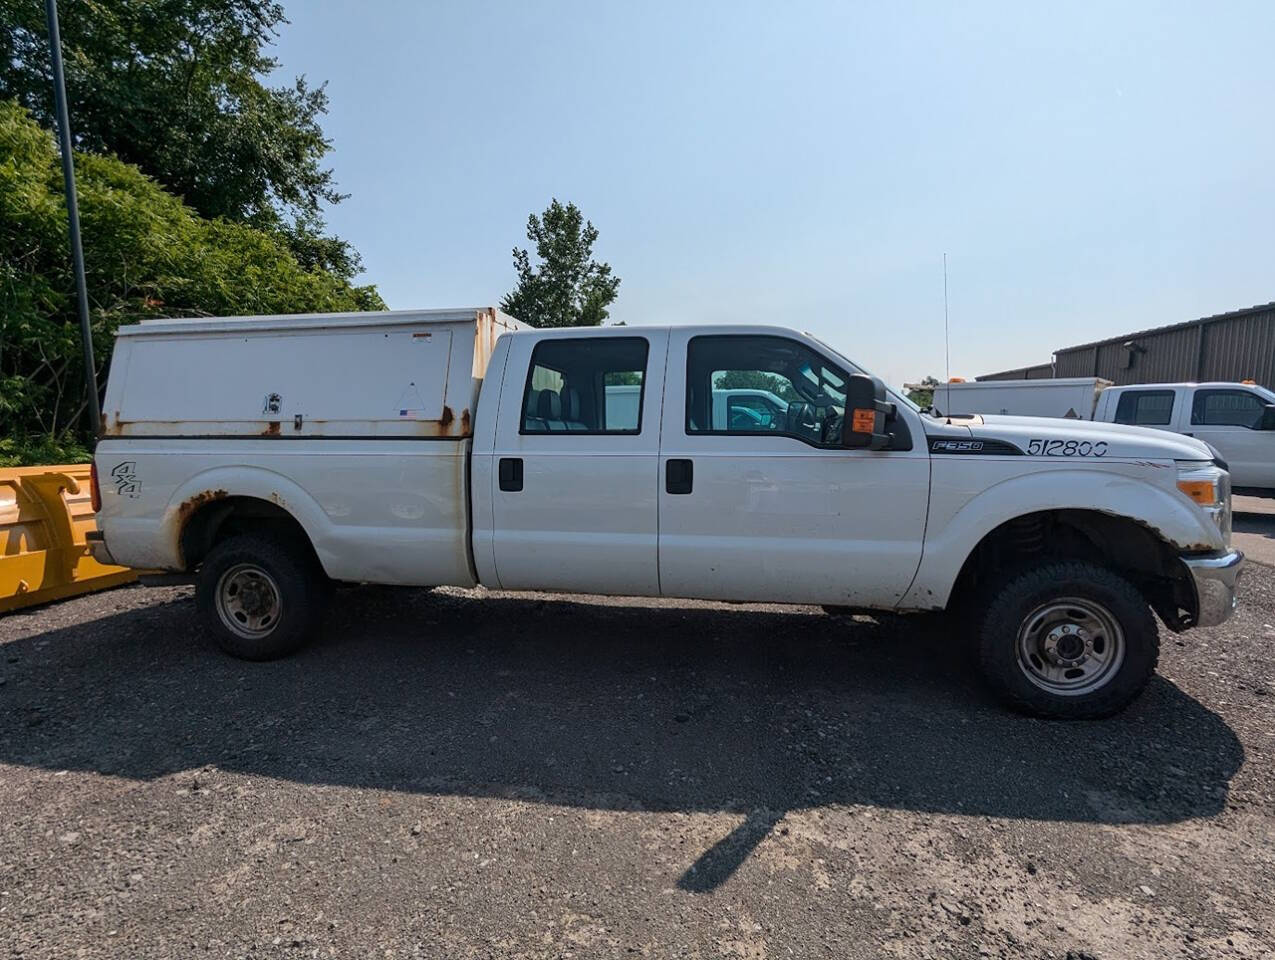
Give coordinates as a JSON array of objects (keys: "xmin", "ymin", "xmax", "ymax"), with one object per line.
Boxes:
[
  {"xmin": 666, "ymin": 458, "xmax": 693, "ymax": 495},
  {"xmin": 498, "ymin": 457, "xmax": 523, "ymax": 492}
]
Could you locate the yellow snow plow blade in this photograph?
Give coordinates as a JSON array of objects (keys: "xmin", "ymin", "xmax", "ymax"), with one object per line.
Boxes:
[{"xmin": 0, "ymin": 465, "xmax": 137, "ymax": 614}]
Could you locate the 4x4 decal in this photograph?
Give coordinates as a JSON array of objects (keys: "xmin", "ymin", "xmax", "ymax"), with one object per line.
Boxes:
[{"xmin": 110, "ymin": 461, "xmax": 140, "ymax": 497}]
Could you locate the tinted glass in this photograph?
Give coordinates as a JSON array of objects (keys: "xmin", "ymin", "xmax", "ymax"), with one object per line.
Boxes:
[
  {"xmin": 521, "ymin": 337, "xmax": 649, "ymax": 434},
  {"xmin": 1191, "ymin": 390, "xmax": 1265, "ymax": 428},
  {"xmin": 1113, "ymin": 390, "xmax": 1175, "ymax": 426},
  {"xmin": 686, "ymin": 335, "xmax": 847, "ymax": 446}
]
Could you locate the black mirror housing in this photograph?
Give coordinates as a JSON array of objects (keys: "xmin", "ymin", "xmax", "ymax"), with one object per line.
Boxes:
[
  {"xmin": 842, "ymin": 374, "xmax": 892, "ymax": 450},
  {"xmin": 1261, "ymin": 403, "xmax": 1275, "ymax": 431}
]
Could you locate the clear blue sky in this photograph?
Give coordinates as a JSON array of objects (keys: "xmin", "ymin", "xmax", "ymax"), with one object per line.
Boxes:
[{"xmin": 271, "ymin": 1, "xmax": 1274, "ymax": 387}]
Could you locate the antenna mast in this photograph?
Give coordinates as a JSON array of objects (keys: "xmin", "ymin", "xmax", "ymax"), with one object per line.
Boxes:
[
  {"xmin": 943, "ymin": 252, "xmax": 950, "ymax": 385},
  {"xmin": 939, "ymin": 253, "xmax": 951, "ymax": 416}
]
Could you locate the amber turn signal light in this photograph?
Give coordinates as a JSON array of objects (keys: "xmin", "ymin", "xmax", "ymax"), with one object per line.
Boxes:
[
  {"xmin": 851, "ymin": 409, "xmax": 876, "ymax": 433},
  {"xmin": 1177, "ymin": 479, "xmax": 1216, "ymax": 505}
]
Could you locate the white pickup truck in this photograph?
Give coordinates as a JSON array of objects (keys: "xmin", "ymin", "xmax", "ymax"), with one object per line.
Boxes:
[
  {"xmin": 937, "ymin": 377, "xmax": 1275, "ymax": 496},
  {"xmin": 90, "ymin": 308, "xmax": 1244, "ymax": 719}
]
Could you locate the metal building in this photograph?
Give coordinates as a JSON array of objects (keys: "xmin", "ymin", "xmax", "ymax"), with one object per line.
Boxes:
[
  {"xmin": 978, "ymin": 301, "xmax": 1275, "ymax": 388},
  {"xmin": 977, "ymin": 362, "xmax": 1054, "ymax": 382}
]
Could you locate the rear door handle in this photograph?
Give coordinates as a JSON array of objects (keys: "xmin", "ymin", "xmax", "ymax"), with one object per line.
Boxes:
[
  {"xmin": 498, "ymin": 457, "xmax": 523, "ymax": 492},
  {"xmin": 666, "ymin": 458, "xmax": 693, "ymax": 495}
]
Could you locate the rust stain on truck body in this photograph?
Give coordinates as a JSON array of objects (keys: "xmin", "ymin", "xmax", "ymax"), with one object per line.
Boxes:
[
  {"xmin": 177, "ymin": 489, "xmax": 229, "ymax": 524},
  {"xmin": 101, "ymin": 415, "xmax": 473, "ymax": 440}
]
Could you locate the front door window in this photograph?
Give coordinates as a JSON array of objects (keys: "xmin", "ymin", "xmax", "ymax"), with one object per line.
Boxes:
[{"xmin": 685, "ymin": 335, "xmax": 847, "ymax": 447}]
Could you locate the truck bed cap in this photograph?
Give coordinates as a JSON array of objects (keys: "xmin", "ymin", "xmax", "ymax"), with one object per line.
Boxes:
[
  {"xmin": 103, "ymin": 307, "xmax": 521, "ymax": 439},
  {"xmin": 125, "ymin": 307, "xmax": 503, "ymax": 337}
]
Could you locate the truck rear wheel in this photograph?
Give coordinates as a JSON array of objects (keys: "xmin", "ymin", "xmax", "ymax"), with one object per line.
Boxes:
[
  {"xmin": 976, "ymin": 561, "xmax": 1158, "ymax": 719},
  {"xmin": 195, "ymin": 533, "xmax": 324, "ymax": 660}
]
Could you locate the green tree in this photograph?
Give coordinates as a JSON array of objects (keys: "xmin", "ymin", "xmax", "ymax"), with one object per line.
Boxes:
[
  {"xmin": 905, "ymin": 375, "xmax": 941, "ymax": 409},
  {"xmin": 501, "ymin": 199, "xmax": 620, "ymax": 328},
  {"xmin": 0, "ymin": 0, "xmax": 359, "ymax": 278},
  {"xmin": 0, "ymin": 100, "xmax": 383, "ymax": 463}
]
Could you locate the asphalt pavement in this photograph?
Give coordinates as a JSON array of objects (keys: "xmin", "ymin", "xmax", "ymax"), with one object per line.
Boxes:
[{"xmin": 1, "ymin": 559, "xmax": 1273, "ymax": 958}]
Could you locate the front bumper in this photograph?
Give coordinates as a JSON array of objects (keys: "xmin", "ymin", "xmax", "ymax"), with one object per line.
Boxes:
[{"xmin": 1182, "ymin": 549, "xmax": 1244, "ymax": 627}]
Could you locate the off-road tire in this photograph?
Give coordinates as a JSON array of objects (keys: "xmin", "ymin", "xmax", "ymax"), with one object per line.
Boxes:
[
  {"xmin": 977, "ymin": 561, "xmax": 1159, "ymax": 719},
  {"xmin": 195, "ymin": 533, "xmax": 325, "ymax": 661}
]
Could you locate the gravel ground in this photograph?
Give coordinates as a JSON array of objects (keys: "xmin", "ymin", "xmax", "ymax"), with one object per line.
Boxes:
[
  {"xmin": 1232, "ymin": 496, "xmax": 1275, "ymax": 568},
  {"xmin": 1, "ymin": 563, "xmax": 1273, "ymax": 959}
]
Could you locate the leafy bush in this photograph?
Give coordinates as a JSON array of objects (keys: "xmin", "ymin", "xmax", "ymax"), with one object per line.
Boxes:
[{"xmin": 0, "ymin": 433, "xmax": 92, "ymax": 468}]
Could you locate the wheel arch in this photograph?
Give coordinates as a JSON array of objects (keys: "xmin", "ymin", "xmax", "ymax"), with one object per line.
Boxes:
[
  {"xmin": 904, "ymin": 470, "xmax": 1219, "ymax": 629},
  {"xmin": 944, "ymin": 508, "xmax": 1199, "ymax": 630},
  {"xmin": 165, "ymin": 467, "xmax": 334, "ymax": 575}
]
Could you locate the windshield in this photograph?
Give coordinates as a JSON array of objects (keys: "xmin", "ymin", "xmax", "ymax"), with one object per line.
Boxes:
[
  {"xmin": 804, "ymin": 333, "xmax": 928, "ymax": 417},
  {"xmin": 889, "ymin": 385, "xmax": 924, "ymax": 414}
]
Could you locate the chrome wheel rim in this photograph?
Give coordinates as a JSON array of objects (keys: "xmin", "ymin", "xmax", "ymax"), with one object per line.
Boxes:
[
  {"xmin": 215, "ymin": 563, "xmax": 283, "ymax": 639},
  {"xmin": 1015, "ymin": 597, "xmax": 1125, "ymax": 696}
]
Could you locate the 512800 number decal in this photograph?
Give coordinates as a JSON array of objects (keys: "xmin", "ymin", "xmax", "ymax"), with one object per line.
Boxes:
[{"xmin": 1027, "ymin": 439, "xmax": 1108, "ymax": 457}]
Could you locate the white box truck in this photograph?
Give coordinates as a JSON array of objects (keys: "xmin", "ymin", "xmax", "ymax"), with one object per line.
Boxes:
[
  {"xmin": 934, "ymin": 378, "xmax": 1111, "ymax": 420},
  {"xmin": 90, "ymin": 308, "xmax": 1244, "ymax": 719}
]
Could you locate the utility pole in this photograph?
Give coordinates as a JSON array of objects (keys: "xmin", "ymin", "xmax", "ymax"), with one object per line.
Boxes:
[{"xmin": 44, "ymin": 0, "xmax": 100, "ymax": 440}]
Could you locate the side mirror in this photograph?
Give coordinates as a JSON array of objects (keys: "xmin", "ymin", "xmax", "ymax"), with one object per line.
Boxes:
[
  {"xmin": 1261, "ymin": 403, "xmax": 1275, "ymax": 431},
  {"xmin": 842, "ymin": 374, "xmax": 893, "ymax": 450}
]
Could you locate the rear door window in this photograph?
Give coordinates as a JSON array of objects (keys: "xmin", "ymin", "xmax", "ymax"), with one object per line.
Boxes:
[
  {"xmin": 521, "ymin": 337, "xmax": 649, "ymax": 434},
  {"xmin": 1113, "ymin": 390, "xmax": 1175, "ymax": 426}
]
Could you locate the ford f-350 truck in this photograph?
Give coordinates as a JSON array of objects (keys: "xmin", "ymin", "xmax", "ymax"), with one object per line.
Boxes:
[{"xmin": 90, "ymin": 307, "xmax": 1244, "ymax": 719}]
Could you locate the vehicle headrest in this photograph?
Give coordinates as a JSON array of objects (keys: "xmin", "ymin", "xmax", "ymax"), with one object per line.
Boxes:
[
  {"xmin": 536, "ymin": 389, "xmax": 562, "ymax": 419},
  {"xmin": 562, "ymin": 387, "xmax": 581, "ymax": 419}
]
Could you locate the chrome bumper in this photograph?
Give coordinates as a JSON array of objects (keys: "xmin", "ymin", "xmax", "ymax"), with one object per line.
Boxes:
[{"xmin": 1182, "ymin": 550, "xmax": 1244, "ymax": 628}]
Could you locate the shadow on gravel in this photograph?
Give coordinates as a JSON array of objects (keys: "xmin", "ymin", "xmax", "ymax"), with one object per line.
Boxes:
[
  {"xmin": 0, "ymin": 586, "xmax": 1245, "ymax": 892},
  {"xmin": 1233, "ymin": 508, "xmax": 1274, "ymax": 539}
]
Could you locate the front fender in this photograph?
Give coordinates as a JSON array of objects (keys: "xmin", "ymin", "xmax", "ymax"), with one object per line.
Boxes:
[
  {"xmin": 903, "ymin": 467, "xmax": 1223, "ymax": 609},
  {"xmin": 161, "ymin": 466, "xmax": 336, "ymax": 574}
]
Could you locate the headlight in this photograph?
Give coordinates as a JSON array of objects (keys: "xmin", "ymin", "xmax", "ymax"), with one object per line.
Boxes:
[{"xmin": 1176, "ymin": 461, "xmax": 1231, "ymax": 543}]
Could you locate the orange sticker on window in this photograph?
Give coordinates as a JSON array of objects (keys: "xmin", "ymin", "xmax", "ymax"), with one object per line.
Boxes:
[{"xmin": 852, "ymin": 409, "xmax": 876, "ymax": 433}]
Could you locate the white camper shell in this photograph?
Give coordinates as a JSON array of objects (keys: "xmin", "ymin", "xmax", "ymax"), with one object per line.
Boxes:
[{"xmin": 101, "ymin": 308, "xmax": 523, "ymax": 440}]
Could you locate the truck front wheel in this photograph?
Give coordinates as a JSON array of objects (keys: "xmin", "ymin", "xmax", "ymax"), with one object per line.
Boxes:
[
  {"xmin": 976, "ymin": 561, "xmax": 1159, "ymax": 719},
  {"xmin": 195, "ymin": 533, "xmax": 325, "ymax": 660}
]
